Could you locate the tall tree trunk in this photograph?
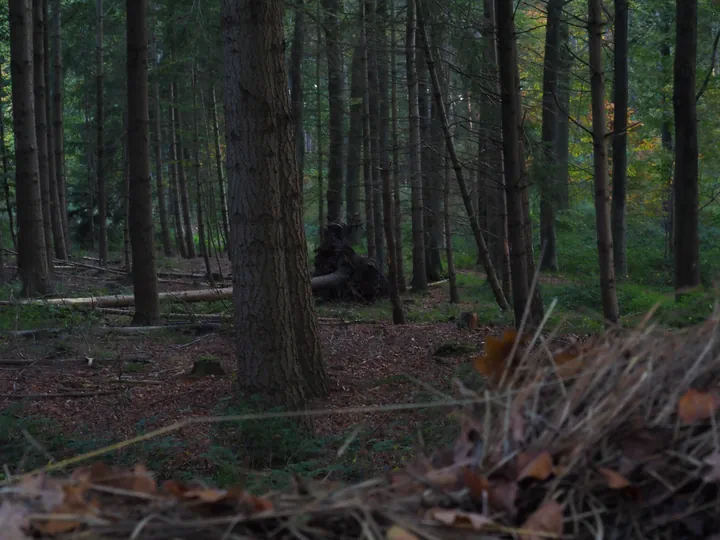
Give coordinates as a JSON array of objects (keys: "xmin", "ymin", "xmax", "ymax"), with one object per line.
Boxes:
[
  {"xmin": 673, "ymin": 0, "xmax": 700, "ymax": 292},
  {"xmin": 366, "ymin": 0, "xmax": 384, "ymax": 270},
  {"xmin": 406, "ymin": 0, "xmax": 426, "ymax": 291},
  {"xmin": 127, "ymin": 0, "xmax": 159, "ymax": 325},
  {"xmin": 123, "ymin": 110, "xmax": 130, "ymax": 271},
  {"xmin": 660, "ymin": 18, "xmax": 674, "ymax": 259},
  {"xmin": 555, "ymin": 19, "xmax": 571, "ymax": 211},
  {"xmin": 96, "ymin": 0, "xmax": 107, "ymax": 265},
  {"xmin": 377, "ymin": 0, "xmax": 404, "ymax": 324},
  {"xmin": 168, "ymin": 99, "xmax": 187, "ymax": 258},
  {"xmin": 210, "ymin": 85, "xmax": 229, "ymax": 251},
  {"xmin": 611, "ymin": 0, "xmax": 628, "ymax": 279},
  {"xmin": 315, "ymin": 7, "xmax": 324, "ymax": 243},
  {"xmin": 10, "ymin": 0, "xmax": 49, "ymax": 296},
  {"xmin": 172, "ymin": 80, "xmax": 196, "ymax": 258},
  {"xmin": 84, "ymin": 80, "xmax": 94, "ymax": 250},
  {"xmin": 52, "ymin": 0, "xmax": 68, "ymax": 251},
  {"xmin": 191, "ymin": 63, "xmax": 213, "ymax": 283},
  {"xmin": 33, "ymin": 0, "xmax": 54, "ymax": 270},
  {"xmin": 538, "ymin": 0, "xmax": 562, "ymax": 272},
  {"xmin": 588, "ymin": 0, "xmax": 619, "ymax": 325},
  {"xmin": 44, "ymin": 0, "xmax": 65, "ymax": 260},
  {"xmin": 390, "ymin": 0, "xmax": 406, "ymax": 292},
  {"xmin": 323, "ymin": 0, "xmax": 345, "ymax": 226},
  {"xmin": 417, "ymin": 0, "xmax": 508, "ymax": 312},
  {"xmin": 153, "ymin": 48, "xmax": 173, "ymax": 257},
  {"xmin": 289, "ymin": 0, "xmax": 306, "ymax": 176},
  {"xmin": 496, "ymin": 0, "xmax": 532, "ymax": 326},
  {"xmin": 444, "ymin": 155, "xmax": 459, "ymax": 303},
  {"xmin": 222, "ymin": 0, "xmax": 314, "ymax": 414},
  {"xmin": 0, "ymin": 64, "xmax": 17, "ymax": 249},
  {"xmin": 346, "ymin": 45, "xmax": 364, "ymax": 245}
]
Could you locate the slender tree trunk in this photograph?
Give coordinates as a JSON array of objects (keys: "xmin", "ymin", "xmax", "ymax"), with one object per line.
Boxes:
[
  {"xmin": 191, "ymin": 63, "xmax": 213, "ymax": 283},
  {"xmin": 611, "ymin": 0, "xmax": 628, "ymax": 279},
  {"xmin": 346, "ymin": 45, "xmax": 364, "ymax": 245},
  {"xmin": 52, "ymin": 0, "xmax": 68, "ymax": 251},
  {"xmin": 172, "ymin": 80, "xmax": 196, "ymax": 258},
  {"xmin": 496, "ymin": 0, "xmax": 532, "ymax": 325},
  {"xmin": 127, "ymin": 0, "xmax": 159, "ymax": 325},
  {"xmin": 168, "ymin": 101, "xmax": 186, "ymax": 259},
  {"xmin": 366, "ymin": 0, "xmax": 384, "ymax": 270},
  {"xmin": 96, "ymin": 0, "xmax": 107, "ymax": 265},
  {"xmin": 588, "ymin": 0, "xmax": 619, "ymax": 325},
  {"xmin": 315, "ymin": 7, "xmax": 324, "ymax": 243},
  {"xmin": 406, "ymin": 0, "xmax": 426, "ymax": 291},
  {"xmin": 361, "ymin": 5, "xmax": 375, "ymax": 258},
  {"xmin": 444, "ymin": 155, "xmax": 459, "ymax": 303},
  {"xmin": 153, "ymin": 47, "xmax": 173, "ymax": 257},
  {"xmin": 323, "ymin": 0, "xmax": 345, "ymax": 226},
  {"xmin": 123, "ymin": 111, "xmax": 130, "ymax": 271},
  {"xmin": 10, "ymin": 0, "xmax": 49, "ymax": 296},
  {"xmin": 417, "ymin": 0, "xmax": 508, "ymax": 311},
  {"xmin": 289, "ymin": 0, "xmax": 306, "ymax": 176},
  {"xmin": 673, "ymin": 0, "xmax": 700, "ymax": 292},
  {"xmin": 84, "ymin": 81, "xmax": 94, "ymax": 250},
  {"xmin": 222, "ymin": 0, "xmax": 315, "ymax": 414},
  {"xmin": 391, "ymin": 0, "xmax": 405, "ymax": 292},
  {"xmin": 555, "ymin": 19, "xmax": 571, "ymax": 211},
  {"xmin": 0, "ymin": 65, "xmax": 17, "ymax": 249},
  {"xmin": 44, "ymin": 0, "xmax": 65, "ymax": 260},
  {"xmin": 33, "ymin": 0, "xmax": 54, "ymax": 270},
  {"xmin": 538, "ymin": 0, "xmax": 562, "ymax": 272},
  {"xmin": 210, "ymin": 85, "xmax": 229, "ymax": 251}
]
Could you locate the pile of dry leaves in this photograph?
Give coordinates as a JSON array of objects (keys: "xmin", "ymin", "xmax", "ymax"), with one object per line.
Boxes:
[{"xmin": 4, "ymin": 313, "xmax": 720, "ymax": 539}]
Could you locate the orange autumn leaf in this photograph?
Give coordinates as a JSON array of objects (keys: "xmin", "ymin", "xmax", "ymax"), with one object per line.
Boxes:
[
  {"xmin": 33, "ymin": 485, "xmax": 100, "ymax": 535},
  {"xmin": 520, "ymin": 500, "xmax": 564, "ymax": 540},
  {"xmin": 678, "ymin": 389, "xmax": 720, "ymax": 424},
  {"xmin": 598, "ymin": 467, "xmax": 631, "ymax": 489},
  {"xmin": 517, "ymin": 451, "xmax": 554, "ymax": 481},
  {"xmin": 474, "ymin": 330, "xmax": 522, "ymax": 382}
]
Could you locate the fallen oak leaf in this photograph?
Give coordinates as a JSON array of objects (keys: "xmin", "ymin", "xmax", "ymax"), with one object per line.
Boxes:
[
  {"xmin": 426, "ymin": 508, "xmax": 494, "ymax": 530},
  {"xmin": 677, "ymin": 388, "xmax": 720, "ymax": 424},
  {"xmin": 517, "ymin": 451, "xmax": 554, "ymax": 482},
  {"xmin": 519, "ymin": 500, "xmax": 564, "ymax": 540}
]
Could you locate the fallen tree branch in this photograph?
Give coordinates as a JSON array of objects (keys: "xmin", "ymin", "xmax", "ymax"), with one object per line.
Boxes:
[{"xmin": 2, "ymin": 323, "xmax": 225, "ymax": 339}]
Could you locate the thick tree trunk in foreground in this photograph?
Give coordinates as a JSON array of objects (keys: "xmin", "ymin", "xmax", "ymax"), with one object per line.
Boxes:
[
  {"xmin": 127, "ymin": 0, "xmax": 160, "ymax": 325},
  {"xmin": 10, "ymin": 0, "xmax": 49, "ymax": 296},
  {"xmin": 153, "ymin": 57, "xmax": 173, "ymax": 257},
  {"xmin": 612, "ymin": 0, "xmax": 628, "ymax": 280},
  {"xmin": 223, "ymin": 0, "xmax": 322, "ymax": 412},
  {"xmin": 33, "ymin": 0, "xmax": 55, "ymax": 269},
  {"xmin": 417, "ymin": 0, "xmax": 508, "ymax": 311},
  {"xmin": 346, "ymin": 45, "xmax": 364, "ymax": 245},
  {"xmin": 323, "ymin": 0, "xmax": 345, "ymax": 226},
  {"xmin": 538, "ymin": 0, "xmax": 562, "ymax": 272},
  {"xmin": 588, "ymin": 0, "xmax": 619, "ymax": 325},
  {"xmin": 406, "ymin": 0, "xmax": 427, "ymax": 291},
  {"xmin": 496, "ymin": 0, "xmax": 532, "ymax": 326},
  {"xmin": 673, "ymin": 0, "xmax": 700, "ymax": 293},
  {"xmin": 96, "ymin": 0, "xmax": 107, "ymax": 265},
  {"xmin": 52, "ymin": 0, "xmax": 69, "ymax": 250}
]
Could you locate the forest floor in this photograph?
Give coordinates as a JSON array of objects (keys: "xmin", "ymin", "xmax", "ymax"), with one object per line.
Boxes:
[{"xmin": 0, "ymin": 238, "xmax": 716, "ymax": 491}]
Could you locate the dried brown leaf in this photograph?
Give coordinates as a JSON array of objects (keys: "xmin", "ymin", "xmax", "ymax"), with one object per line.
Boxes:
[
  {"xmin": 487, "ymin": 480, "xmax": 517, "ymax": 517},
  {"xmin": 33, "ymin": 485, "xmax": 99, "ymax": 535},
  {"xmin": 462, "ymin": 468, "xmax": 489, "ymax": 500},
  {"xmin": 677, "ymin": 389, "xmax": 720, "ymax": 424},
  {"xmin": 517, "ymin": 451, "xmax": 554, "ymax": 482},
  {"xmin": 598, "ymin": 467, "xmax": 631, "ymax": 489},
  {"xmin": 520, "ymin": 500, "xmax": 564, "ymax": 540},
  {"xmin": 427, "ymin": 508, "xmax": 494, "ymax": 530}
]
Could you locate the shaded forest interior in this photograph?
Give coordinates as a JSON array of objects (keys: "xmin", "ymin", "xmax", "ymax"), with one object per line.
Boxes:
[{"xmin": 2, "ymin": 0, "xmax": 720, "ymax": 536}]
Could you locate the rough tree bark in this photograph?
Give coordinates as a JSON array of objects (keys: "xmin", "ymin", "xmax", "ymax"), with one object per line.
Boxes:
[
  {"xmin": 222, "ymin": 0, "xmax": 317, "ymax": 413},
  {"xmin": 588, "ymin": 0, "xmax": 619, "ymax": 324},
  {"xmin": 96, "ymin": 0, "xmax": 107, "ymax": 265},
  {"xmin": 52, "ymin": 0, "xmax": 69, "ymax": 250},
  {"xmin": 191, "ymin": 63, "xmax": 213, "ymax": 283},
  {"xmin": 323, "ymin": 0, "xmax": 345, "ymax": 226},
  {"xmin": 538, "ymin": 0, "xmax": 562, "ymax": 272},
  {"xmin": 406, "ymin": 0, "xmax": 427, "ymax": 291},
  {"xmin": 171, "ymin": 78, "xmax": 196, "ymax": 258},
  {"xmin": 346, "ymin": 45, "xmax": 365, "ymax": 245},
  {"xmin": 611, "ymin": 0, "xmax": 628, "ymax": 279},
  {"xmin": 417, "ymin": 0, "xmax": 508, "ymax": 311},
  {"xmin": 10, "ymin": 0, "xmax": 50, "ymax": 296},
  {"xmin": 33, "ymin": 0, "xmax": 55, "ymax": 269},
  {"xmin": 210, "ymin": 85, "xmax": 229, "ymax": 252},
  {"xmin": 673, "ymin": 0, "xmax": 700, "ymax": 292},
  {"xmin": 289, "ymin": 0, "xmax": 306, "ymax": 177}
]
